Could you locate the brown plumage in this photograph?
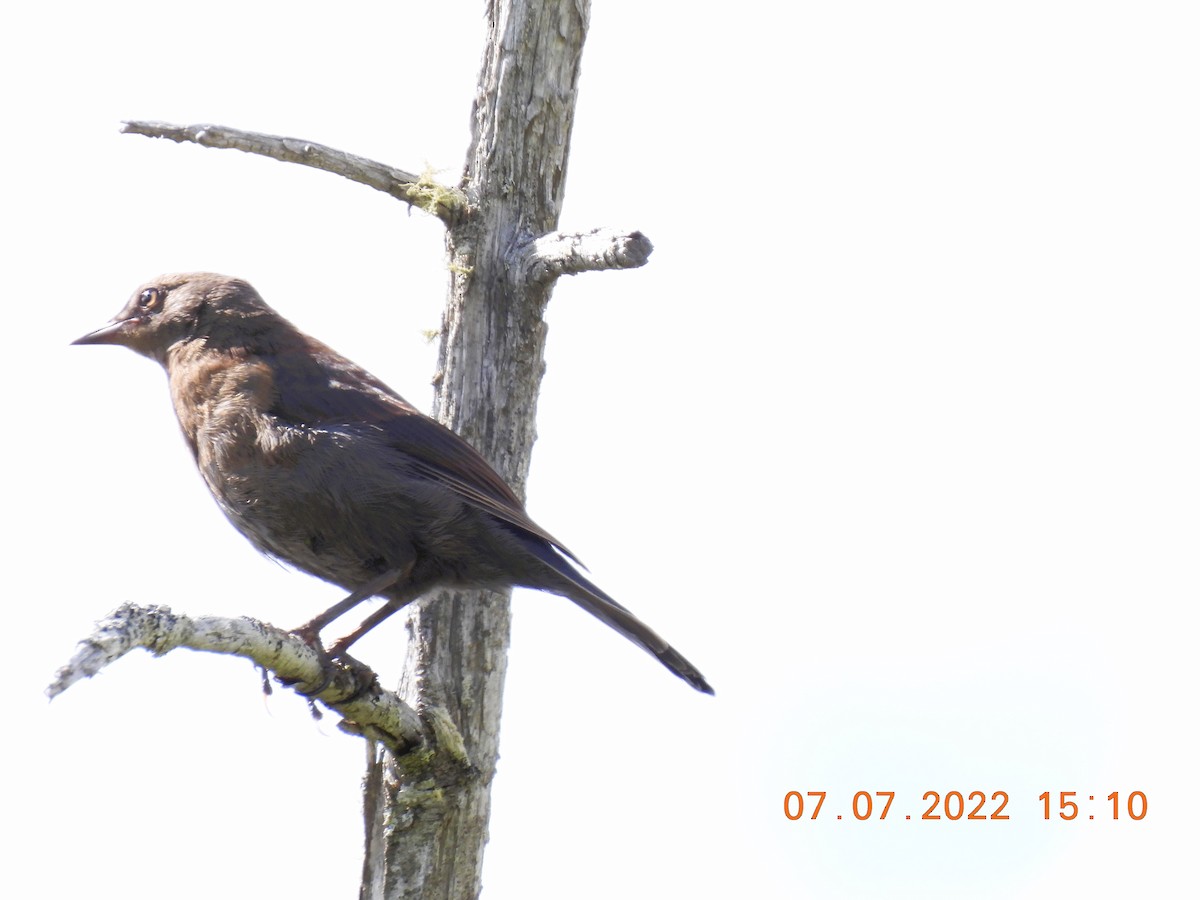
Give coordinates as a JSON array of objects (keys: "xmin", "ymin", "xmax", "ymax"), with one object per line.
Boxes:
[{"xmin": 74, "ymin": 273, "xmax": 712, "ymax": 694}]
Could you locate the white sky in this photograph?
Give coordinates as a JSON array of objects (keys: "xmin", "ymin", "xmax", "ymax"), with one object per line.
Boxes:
[{"xmin": 4, "ymin": 1, "xmax": 1197, "ymax": 897}]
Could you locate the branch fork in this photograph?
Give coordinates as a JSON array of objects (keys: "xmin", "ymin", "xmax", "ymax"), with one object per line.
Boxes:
[
  {"xmin": 121, "ymin": 120, "xmax": 469, "ymax": 225},
  {"xmin": 120, "ymin": 120, "xmax": 654, "ymax": 286}
]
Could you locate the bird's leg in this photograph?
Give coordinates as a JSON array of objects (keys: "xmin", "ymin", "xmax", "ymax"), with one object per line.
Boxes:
[
  {"xmin": 287, "ymin": 566, "xmax": 407, "ymax": 697},
  {"xmin": 326, "ymin": 601, "xmax": 409, "ymax": 660},
  {"xmin": 290, "ymin": 566, "xmax": 409, "ymax": 649},
  {"xmin": 294, "ymin": 602, "xmax": 408, "ymax": 702}
]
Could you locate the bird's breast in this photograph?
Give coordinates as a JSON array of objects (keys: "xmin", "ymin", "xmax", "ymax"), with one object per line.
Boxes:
[{"xmin": 167, "ymin": 349, "xmax": 518, "ymax": 597}]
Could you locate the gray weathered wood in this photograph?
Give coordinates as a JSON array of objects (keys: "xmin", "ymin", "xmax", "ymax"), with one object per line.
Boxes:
[{"xmin": 362, "ymin": 3, "xmax": 595, "ymax": 897}]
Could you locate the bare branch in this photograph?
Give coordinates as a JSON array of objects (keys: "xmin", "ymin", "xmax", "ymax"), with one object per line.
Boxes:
[
  {"xmin": 121, "ymin": 120, "xmax": 468, "ymax": 225},
  {"xmin": 524, "ymin": 227, "xmax": 654, "ymax": 285},
  {"xmin": 47, "ymin": 602, "xmax": 425, "ymax": 754}
]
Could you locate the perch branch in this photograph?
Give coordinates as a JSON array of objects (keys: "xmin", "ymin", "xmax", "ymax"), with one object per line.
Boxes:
[
  {"xmin": 47, "ymin": 602, "xmax": 426, "ymax": 754},
  {"xmin": 524, "ymin": 227, "xmax": 654, "ymax": 285},
  {"xmin": 121, "ymin": 120, "xmax": 468, "ymax": 225}
]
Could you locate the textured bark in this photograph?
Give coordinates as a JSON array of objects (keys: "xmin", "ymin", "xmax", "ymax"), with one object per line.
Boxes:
[
  {"xmin": 47, "ymin": 603, "xmax": 423, "ymax": 753},
  {"xmin": 120, "ymin": 120, "xmax": 468, "ymax": 223},
  {"xmin": 360, "ymin": 2, "xmax": 591, "ymax": 898}
]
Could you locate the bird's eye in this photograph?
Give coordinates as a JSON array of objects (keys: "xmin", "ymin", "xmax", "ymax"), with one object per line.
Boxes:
[{"xmin": 138, "ymin": 288, "xmax": 163, "ymax": 312}]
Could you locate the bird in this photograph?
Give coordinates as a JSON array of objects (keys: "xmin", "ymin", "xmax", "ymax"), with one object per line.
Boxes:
[{"xmin": 73, "ymin": 273, "xmax": 712, "ymax": 694}]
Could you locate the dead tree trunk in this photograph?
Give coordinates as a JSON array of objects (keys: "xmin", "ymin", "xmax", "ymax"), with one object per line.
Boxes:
[
  {"xmin": 364, "ymin": 2, "xmax": 650, "ymax": 898},
  {"xmin": 357, "ymin": 0, "xmax": 582, "ymax": 885}
]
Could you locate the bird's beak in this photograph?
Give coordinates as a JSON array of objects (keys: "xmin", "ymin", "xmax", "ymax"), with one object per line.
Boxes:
[{"xmin": 71, "ymin": 318, "xmax": 136, "ymax": 346}]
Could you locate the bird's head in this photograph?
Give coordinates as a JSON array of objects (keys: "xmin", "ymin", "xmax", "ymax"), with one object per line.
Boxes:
[{"xmin": 73, "ymin": 273, "xmax": 277, "ymax": 363}]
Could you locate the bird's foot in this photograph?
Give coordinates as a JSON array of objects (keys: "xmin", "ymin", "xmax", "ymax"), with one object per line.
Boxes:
[
  {"xmin": 281, "ymin": 632, "xmax": 378, "ymax": 702},
  {"xmin": 323, "ymin": 641, "xmax": 380, "ymax": 703},
  {"xmin": 279, "ymin": 623, "xmax": 338, "ymax": 696},
  {"xmin": 289, "ymin": 621, "xmax": 326, "ymax": 653},
  {"xmin": 290, "ymin": 661, "xmax": 337, "ymax": 698}
]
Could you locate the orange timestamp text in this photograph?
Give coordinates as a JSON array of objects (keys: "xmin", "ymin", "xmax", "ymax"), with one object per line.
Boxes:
[{"xmin": 783, "ymin": 790, "xmax": 1149, "ymax": 822}]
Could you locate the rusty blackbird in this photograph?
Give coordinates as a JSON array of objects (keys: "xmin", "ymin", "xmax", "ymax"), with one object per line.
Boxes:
[{"xmin": 74, "ymin": 273, "xmax": 712, "ymax": 693}]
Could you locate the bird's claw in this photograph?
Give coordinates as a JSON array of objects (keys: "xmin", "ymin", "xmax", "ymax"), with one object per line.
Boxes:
[
  {"xmin": 277, "ymin": 625, "xmax": 335, "ymax": 696},
  {"xmin": 325, "ymin": 644, "xmax": 380, "ymax": 703},
  {"xmin": 283, "ymin": 632, "xmax": 378, "ymax": 703},
  {"xmin": 289, "ymin": 622, "xmax": 325, "ymax": 653}
]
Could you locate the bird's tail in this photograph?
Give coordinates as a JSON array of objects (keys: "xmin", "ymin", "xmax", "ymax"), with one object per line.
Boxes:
[{"xmin": 521, "ymin": 538, "xmax": 714, "ymax": 694}]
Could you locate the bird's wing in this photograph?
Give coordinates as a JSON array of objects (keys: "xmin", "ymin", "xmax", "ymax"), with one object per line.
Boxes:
[{"xmin": 266, "ymin": 339, "xmax": 583, "ymax": 565}]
